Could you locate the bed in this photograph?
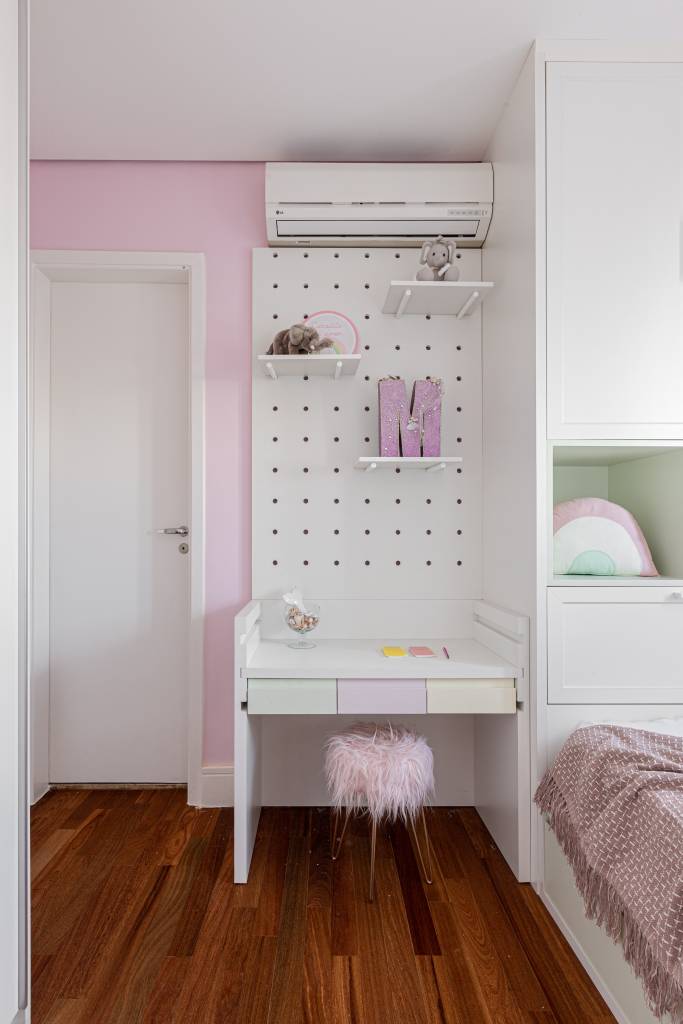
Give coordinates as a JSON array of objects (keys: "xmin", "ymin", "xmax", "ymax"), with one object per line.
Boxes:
[{"xmin": 537, "ymin": 717, "xmax": 683, "ymax": 1024}]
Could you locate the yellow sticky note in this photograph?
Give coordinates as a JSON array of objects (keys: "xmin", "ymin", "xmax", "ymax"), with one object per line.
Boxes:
[{"xmin": 382, "ymin": 646, "xmax": 406, "ymax": 657}]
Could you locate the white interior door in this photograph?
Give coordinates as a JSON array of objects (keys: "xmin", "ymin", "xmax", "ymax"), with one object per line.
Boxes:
[{"xmin": 49, "ymin": 278, "xmax": 189, "ymax": 783}]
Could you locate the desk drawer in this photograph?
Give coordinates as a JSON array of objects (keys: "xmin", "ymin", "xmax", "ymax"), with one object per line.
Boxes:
[
  {"xmin": 337, "ymin": 678, "xmax": 426, "ymax": 715},
  {"xmin": 427, "ymin": 678, "xmax": 516, "ymax": 714},
  {"xmin": 247, "ymin": 678, "xmax": 337, "ymax": 715}
]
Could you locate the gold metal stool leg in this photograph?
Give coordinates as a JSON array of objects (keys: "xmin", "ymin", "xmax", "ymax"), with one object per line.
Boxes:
[
  {"xmin": 369, "ymin": 817, "xmax": 377, "ymax": 902},
  {"xmin": 331, "ymin": 807, "xmax": 351, "ymax": 862},
  {"xmin": 409, "ymin": 809, "xmax": 433, "ymax": 885}
]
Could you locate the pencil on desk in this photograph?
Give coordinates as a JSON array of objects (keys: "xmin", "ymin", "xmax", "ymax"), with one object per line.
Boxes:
[{"xmin": 442, "ymin": 645, "xmax": 450, "ymax": 659}]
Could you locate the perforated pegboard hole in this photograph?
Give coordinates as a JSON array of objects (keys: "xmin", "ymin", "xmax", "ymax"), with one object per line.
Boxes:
[
  {"xmin": 303, "ymin": 528, "xmax": 309, "ymax": 535},
  {"xmin": 456, "ymin": 376, "xmax": 462, "ymax": 382},
  {"xmin": 457, "ymin": 468, "xmax": 462, "ymax": 474},
  {"xmin": 364, "ymin": 498, "xmax": 370, "ymax": 504},
  {"xmin": 273, "ymin": 314, "xmax": 278, "ymax": 319},
  {"xmin": 426, "ymin": 560, "xmax": 432, "ymax": 566},
  {"xmin": 303, "ymin": 559, "xmax": 309, "ymax": 565},
  {"xmin": 334, "ymin": 436, "xmax": 340, "ymax": 442},
  {"xmin": 395, "ymin": 560, "xmax": 401, "ymax": 565},
  {"xmin": 364, "ymin": 253, "xmax": 370, "ymax": 259},
  {"xmin": 364, "ymin": 283, "xmax": 370, "ymax": 289},
  {"xmin": 334, "ymin": 253, "xmax": 340, "ymax": 258},
  {"xmin": 303, "ymin": 467, "xmax": 309, "ymax": 473},
  {"xmin": 395, "ymin": 529, "xmax": 401, "ymax": 535},
  {"xmin": 457, "ymin": 406, "xmax": 462, "ymax": 412},
  {"xmin": 272, "ymin": 467, "xmax": 278, "ymax": 473},
  {"xmin": 303, "ymin": 252, "xmax": 309, "ymax": 258},
  {"xmin": 425, "ymin": 345, "xmax": 431, "ymax": 351},
  {"xmin": 334, "ymin": 467, "xmax": 340, "ymax": 474},
  {"xmin": 457, "ymin": 437, "xmax": 462, "ymax": 443},
  {"xmin": 334, "ymin": 498, "xmax": 340, "ymax": 504},
  {"xmin": 364, "ymin": 315, "xmax": 370, "ymax": 320},
  {"xmin": 394, "ymin": 253, "xmax": 401, "ymax": 259},
  {"xmin": 425, "ymin": 315, "xmax": 431, "ymax": 321},
  {"xmin": 334, "ymin": 560, "xmax": 340, "ymax": 566},
  {"xmin": 395, "ymin": 345, "xmax": 401, "ymax": 351},
  {"xmin": 457, "ymin": 499, "xmax": 462, "ymax": 505},
  {"xmin": 364, "ymin": 376, "xmax": 370, "ymax": 382},
  {"xmin": 334, "ymin": 405, "xmax": 340, "ymax": 412},
  {"xmin": 364, "ymin": 437, "xmax": 370, "ymax": 443},
  {"xmin": 457, "ymin": 560, "xmax": 462, "ymax": 565},
  {"xmin": 334, "ymin": 283, "xmax": 340, "ymax": 289},
  {"xmin": 303, "ymin": 283, "xmax": 309, "ymax": 289},
  {"xmin": 272, "ymin": 405, "xmax": 278, "ymax": 412},
  {"xmin": 272, "ymin": 252, "xmax": 278, "ymax": 258},
  {"xmin": 395, "ymin": 498, "xmax": 401, "ymax": 504},
  {"xmin": 273, "ymin": 529, "xmax": 278, "ymax": 534},
  {"xmin": 364, "ymin": 345, "xmax": 370, "ymax": 351},
  {"xmin": 272, "ymin": 498, "xmax": 278, "ymax": 504},
  {"xmin": 303, "ymin": 436, "xmax": 309, "ymax": 442},
  {"xmin": 364, "ymin": 529, "xmax": 370, "ymax": 535},
  {"xmin": 364, "ymin": 406, "xmax": 370, "ymax": 412},
  {"xmin": 395, "ymin": 467, "xmax": 401, "ymax": 473},
  {"xmin": 303, "ymin": 498, "xmax": 309, "ymax": 504},
  {"xmin": 426, "ymin": 529, "xmax": 432, "ymax": 535},
  {"xmin": 457, "ymin": 529, "xmax": 462, "ymax": 536},
  {"xmin": 273, "ymin": 283, "xmax": 278, "ymax": 289},
  {"xmin": 303, "ymin": 405, "xmax": 309, "ymax": 411},
  {"xmin": 426, "ymin": 498, "xmax": 431, "ymax": 504},
  {"xmin": 334, "ymin": 529, "xmax": 340, "ymax": 535},
  {"xmin": 457, "ymin": 344, "xmax": 462, "ymax": 351},
  {"xmin": 272, "ymin": 559, "xmax": 278, "ymax": 565},
  {"xmin": 303, "ymin": 375, "xmax": 309, "ymax": 381}
]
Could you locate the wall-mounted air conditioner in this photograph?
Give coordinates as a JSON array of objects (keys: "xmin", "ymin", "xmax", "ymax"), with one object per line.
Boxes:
[{"xmin": 266, "ymin": 162, "xmax": 493, "ymax": 247}]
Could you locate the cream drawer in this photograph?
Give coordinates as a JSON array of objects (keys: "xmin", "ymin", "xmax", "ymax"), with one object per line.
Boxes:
[
  {"xmin": 247, "ymin": 678, "xmax": 337, "ymax": 715},
  {"xmin": 337, "ymin": 678, "xmax": 426, "ymax": 715},
  {"xmin": 548, "ymin": 587, "xmax": 683, "ymax": 704},
  {"xmin": 426, "ymin": 678, "xmax": 516, "ymax": 714}
]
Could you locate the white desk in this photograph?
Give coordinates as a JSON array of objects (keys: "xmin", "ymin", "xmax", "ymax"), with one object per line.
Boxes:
[{"xmin": 233, "ymin": 600, "xmax": 530, "ymax": 883}]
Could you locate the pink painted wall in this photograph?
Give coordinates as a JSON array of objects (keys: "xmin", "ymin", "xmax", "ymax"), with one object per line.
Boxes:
[{"xmin": 30, "ymin": 161, "xmax": 266, "ymax": 765}]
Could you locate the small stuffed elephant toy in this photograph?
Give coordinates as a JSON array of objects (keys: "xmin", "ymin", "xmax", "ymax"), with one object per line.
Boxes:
[
  {"xmin": 267, "ymin": 323, "xmax": 334, "ymax": 355},
  {"xmin": 416, "ymin": 236, "xmax": 460, "ymax": 282}
]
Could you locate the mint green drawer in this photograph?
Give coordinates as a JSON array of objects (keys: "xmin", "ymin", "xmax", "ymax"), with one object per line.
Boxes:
[{"xmin": 247, "ymin": 678, "xmax": 337, "ymax": 715}]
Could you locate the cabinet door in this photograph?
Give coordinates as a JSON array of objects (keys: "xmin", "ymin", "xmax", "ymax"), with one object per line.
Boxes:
[
  {"xmin": 547, "ymin": 62, "xmax": 683, "ymax": 439},
  {"xmin": 548, "ymin": 587, "xmax": 683, "ymax": 703}
]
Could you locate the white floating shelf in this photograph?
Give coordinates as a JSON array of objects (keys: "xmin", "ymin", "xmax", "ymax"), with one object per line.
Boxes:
[
  {"xmin": 257, "ymin": 354, "xmax": 361, "ymax": 379},
  {"xmin": 355, "ymin": 456, "xmax": 463, "ymax": 473},
  {"xmin": 382, "ymin": 280, "xmax": 494, "ymax": 318}
]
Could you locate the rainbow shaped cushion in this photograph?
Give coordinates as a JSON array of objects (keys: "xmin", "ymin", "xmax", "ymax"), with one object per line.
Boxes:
[{"xmin": 553, "ymin": 498, "xmax": 659, "ymax": 577}]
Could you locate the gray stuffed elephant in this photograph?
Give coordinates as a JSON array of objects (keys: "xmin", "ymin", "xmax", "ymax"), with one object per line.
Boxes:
[
  {"xmin": 267, "ymin": 322, "xmax": 334, "ymax": 355},
  {"xmin": 416, "ymin": 236, "xmax": 460, "ymax": 282}
]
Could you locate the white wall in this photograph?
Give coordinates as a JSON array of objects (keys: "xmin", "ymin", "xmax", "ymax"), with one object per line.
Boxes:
[
  {"xmin": 0, "ymin": 0, "xmax": 28, "ymax": 1020},
  {"xmin": 479, "ymin": 49, "xmax": 539, "ymax": 882}
]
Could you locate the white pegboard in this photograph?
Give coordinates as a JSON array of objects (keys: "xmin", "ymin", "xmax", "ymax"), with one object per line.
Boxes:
[{"xmin": 252, "ymin": 247, "xmax": 483, "ymax": 600}]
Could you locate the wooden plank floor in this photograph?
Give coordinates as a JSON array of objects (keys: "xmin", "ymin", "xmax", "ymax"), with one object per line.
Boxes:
[{"xmin": 31, "ymin": 790, "xmax": 615, "ymax": 1024}]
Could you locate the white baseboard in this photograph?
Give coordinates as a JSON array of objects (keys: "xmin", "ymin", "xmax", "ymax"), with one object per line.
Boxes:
[{"xmin": 196, "ymin": 764, "xmax": 234, "ymax": 807}]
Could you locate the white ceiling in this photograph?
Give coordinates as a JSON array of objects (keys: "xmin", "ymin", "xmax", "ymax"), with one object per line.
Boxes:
[{"xmin": 30, "ymin": 0, "xmax": 683, "ymax": 161}]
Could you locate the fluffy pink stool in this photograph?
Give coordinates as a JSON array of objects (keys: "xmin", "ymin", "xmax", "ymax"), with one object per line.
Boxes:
[{"xmin": 324, "ymin": 722, "xmax": 435, "ymax": 900}]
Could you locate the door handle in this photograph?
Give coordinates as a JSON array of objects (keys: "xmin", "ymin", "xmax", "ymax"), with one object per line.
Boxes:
[{"xmin": 155, "ymin": 526, "xmax": 189, "ymax": 536}]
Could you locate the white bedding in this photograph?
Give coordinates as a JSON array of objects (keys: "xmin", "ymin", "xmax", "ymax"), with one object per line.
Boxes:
[{"xmin": 600, "ymin": 716, "xmax": 683, "ymax": 739}]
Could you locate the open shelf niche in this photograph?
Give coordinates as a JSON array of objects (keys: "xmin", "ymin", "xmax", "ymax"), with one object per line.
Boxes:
[
  {"xmin": 382, "ymin": 280, "xmax": 494, "ymax": 318},
  {"xmin": 257, "ymin": 354, "xmax": 361, "ymax": 379},
  {"xmin": 551, "ymin": 444, "xmax": 683, "ymax": 585}
]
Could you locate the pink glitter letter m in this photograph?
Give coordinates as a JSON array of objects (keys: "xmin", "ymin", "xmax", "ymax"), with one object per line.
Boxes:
[{"xmin": 378, "ymin": 378, "xmax": 442, "ymax": 457}]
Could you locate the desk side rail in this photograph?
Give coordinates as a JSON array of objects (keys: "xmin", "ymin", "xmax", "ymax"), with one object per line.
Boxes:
[{"xmin": 234, "ymin": 600, "xmax": 262, "ymax": 882}]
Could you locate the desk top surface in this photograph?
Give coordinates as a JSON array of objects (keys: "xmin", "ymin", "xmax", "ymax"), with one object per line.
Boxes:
[{"xmin": 243, "ymin": 637, "xmax": 516, "ymax": 679}]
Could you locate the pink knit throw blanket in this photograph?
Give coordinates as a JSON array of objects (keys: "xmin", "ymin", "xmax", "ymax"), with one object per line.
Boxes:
[{"xmin": 535, "ymin": 724, "xmax": 683, "ymax": 1021}]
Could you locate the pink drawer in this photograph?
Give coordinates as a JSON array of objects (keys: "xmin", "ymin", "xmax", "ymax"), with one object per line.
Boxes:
[{"xmin": 337, "ymin": 678, "xmax": 426, "ymax": 715}]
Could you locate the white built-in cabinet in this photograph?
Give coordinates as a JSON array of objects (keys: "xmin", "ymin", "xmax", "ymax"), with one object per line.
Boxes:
[
  {"xmin": 546, "ymin": 61, "xmax": 683, "ymax": 440},
  {"xmin": 548, "ymin": 587, "xmax": 683, "ymax": 704}
]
